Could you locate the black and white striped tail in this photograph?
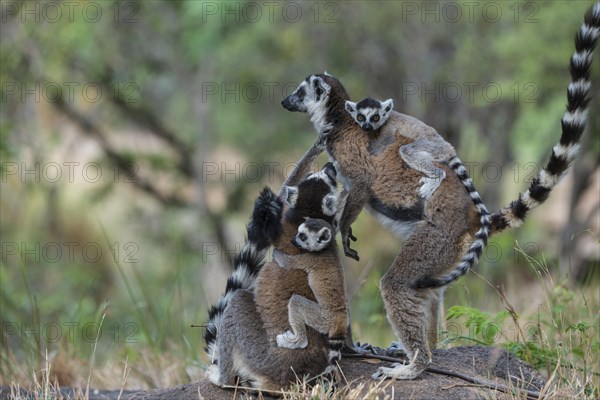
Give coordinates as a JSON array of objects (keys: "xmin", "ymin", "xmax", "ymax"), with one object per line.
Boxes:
[
  {"xmin": 416, "ymin": 4, "xmax": 600, "ymax": 288},
  {"xmin": 323, "ymin": 336, "xmax": 344, "ymax": 379},
  {"xmin": 204, "ymin": 187, "xmax": 283, "ymax": 364},
  {"xmin": 490, "ymin": 3, "xmax": 600, "ymax": 234},
  {"xmin": 416, "ymin": 157, "xmax": 491, "ymax": 289}
]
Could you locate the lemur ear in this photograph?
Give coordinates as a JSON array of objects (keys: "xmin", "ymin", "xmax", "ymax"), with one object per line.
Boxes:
[
  {"xmin": 382, "ymin": 98, "xmax": 394, "ymax": 113},
  {"xmin": 322, "ymin": 194, "xmax": 338, "ymax": 216},
  {"xmin": 345, "ymin": 101, "xmax": 356, "ymax": 114},
  {"xmin": 313, "ymin": 77, "xmax": 330, "ymax": 99},
  {"xmin": 317, "ymin": 227, "xmax": 332, "ymax": 243},
  {"xmin": 283, "ymin": 186, "xmax": 299, "ymax": 207}
]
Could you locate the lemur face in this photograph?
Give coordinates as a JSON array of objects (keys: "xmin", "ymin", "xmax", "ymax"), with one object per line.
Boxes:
[
  {"xmin": 292, "ymin": 218, "xmax": 333, "ymax": 252},
  {"xmin": 282, "ymin": 74, "xmax": 331, "ymax": 113},
  {"xmin": 345, "ymin": 97, "xmax": 394, "ymax": 133}
]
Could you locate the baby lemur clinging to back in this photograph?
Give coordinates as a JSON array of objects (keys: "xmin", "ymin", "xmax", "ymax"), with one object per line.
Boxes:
[
  {"xmin": 205, "ymin": 156, "xmax": 350, "ymax": 390},
  {"xmin": 273, "ymin": 214, "xmax": 349, "ymax": 376},
  {"xmin": 346, "ymin": 97, "xmax": 455, "ymax": 198}
]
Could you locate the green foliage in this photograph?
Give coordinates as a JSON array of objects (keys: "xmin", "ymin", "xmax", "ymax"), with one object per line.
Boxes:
[
  {"xmin": 446, "ymin": 306, "xmax": 510, "ymax": 346},
  {"xmin": 444, "ymin": 280, "xmax": 599, "ymax": 398}
]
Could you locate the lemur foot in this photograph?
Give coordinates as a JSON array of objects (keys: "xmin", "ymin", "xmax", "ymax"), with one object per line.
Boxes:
[
  {"xmin": 276, "ymin": 330, "xmax": 308, "ymax": 349},
  {"xmin": 348, "ymin": 341, "xmax": 383, "ymax": 356},
  {"xmin": 418, "ymin": 177, "xmax": 442, "ymax": 199},
  {"xmin": 372, "ymin": 362, "xmax": 423, "ymax": 380},
  {"xmin": 386, "ymin": 341, "xmax": 408, "ymax": 358}
]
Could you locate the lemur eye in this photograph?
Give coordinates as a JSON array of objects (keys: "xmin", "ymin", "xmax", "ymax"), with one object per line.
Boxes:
[
  {"xmin": 372, "ymin": 115, "xmax": 380, "ymax": 122},
  {"xmin": 357, "ymin": 115, "xmax": 365, "ymax": 122},
  {"xmin": 298, "ymin": 233, "xmax": 307, "ymax": 241}
]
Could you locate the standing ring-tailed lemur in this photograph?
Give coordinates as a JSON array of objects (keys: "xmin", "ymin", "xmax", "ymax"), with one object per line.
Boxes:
[
  {"xmin": 281, "ymin": 3, "xmax": 599, "ymax": 380},
  {"xmin": 205, "ymin": 158, "xmax": 351, "ymax": 390},
  {"xmin": 273, "ymin": 214, "xmax": 349, "ymax": 377},
  {"xmin": 345, "ymin": 96, "xmax": 491, "ymax": 290}
]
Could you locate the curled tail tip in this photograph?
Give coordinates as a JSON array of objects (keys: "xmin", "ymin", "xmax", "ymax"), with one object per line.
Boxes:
[
  {"xmin": 248, "ymin": 186, "xmax": 284, "ymax": 247},
  {"xmin": 588, "ymin": 3, "xmax": 600, "ymax": 24}
]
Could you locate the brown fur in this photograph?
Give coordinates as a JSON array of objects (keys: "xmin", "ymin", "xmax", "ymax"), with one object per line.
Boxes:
[
  {"xmin": 283, "ymin": 73, "xmax": 479, "ymax": 380},
  {"xmin": 273, "ymin": 236, "xmax": 348, "ymax": 342},
  {"xmin": 334, "ymin": 99, "xmax": 477, "ymax": 378},
  {"xmin": 210, "ymin": 160, "xmax": 347, "ymax": 391}
]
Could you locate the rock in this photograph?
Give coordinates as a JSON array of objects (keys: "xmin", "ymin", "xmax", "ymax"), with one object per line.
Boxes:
[
  {"xmin": 126, "ymin": 346, "xmax": 545, "ymax": 400},
  {"xmin": 0, "ymin": 346, "xmax": 543, "ymax": 399}
]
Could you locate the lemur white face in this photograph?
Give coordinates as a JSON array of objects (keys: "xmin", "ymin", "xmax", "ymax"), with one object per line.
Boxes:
[
  {"xmin": 282, "ymin": 74, "xmax": 332, "ymax": 134},
  {"xmin": 345, "ymin": 97, "xmax": 393, "ymax": 133},
  {"xmin": 292, "ymin": 218, "xmax": 333, "ymax": 252}
]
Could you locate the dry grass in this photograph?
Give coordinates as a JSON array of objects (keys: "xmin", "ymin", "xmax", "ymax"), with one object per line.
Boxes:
[{"xmin": 3, "ymin": 242, "xmax": 598, "ymax": 399}]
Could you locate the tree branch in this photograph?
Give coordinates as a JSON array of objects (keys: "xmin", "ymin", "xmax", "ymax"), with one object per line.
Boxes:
[{"xmin": 53, "ymin": 97, "xmax": 189, "ymax": 207}]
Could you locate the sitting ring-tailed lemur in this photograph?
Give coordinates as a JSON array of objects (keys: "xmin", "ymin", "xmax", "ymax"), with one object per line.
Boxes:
[
  {"xmin": 273, "ymin": 215, "xmax": 349, "ymax": 378},
  {"xmin": 205, "ymin": 159, "xmax": 350, "ymax": 390},
  {"xmin": 281, "ymin": 3, "xmax": 599, "ymax": 380}
]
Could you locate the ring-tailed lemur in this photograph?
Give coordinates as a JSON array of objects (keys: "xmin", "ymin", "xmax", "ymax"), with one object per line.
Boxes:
[
  {"xmin": 346, "ymin": 97, "xmax": 453, "ymax": 198},
  {"xmin": 345, "ymin": 96, "xmax": 491, "ymax": 289},
  {"xmin": 205, "ymin": 161, "xmax": 350, "ymax": 390},
  {"xmin": 280, "ymin": 3, "xmax": 599, "ymax": 380},
  {"xmin": 273, "ymin": 216, "xmax": 349, "ymax": 377},
  {"xmin": 203, "ymin": 186, "xmax": 283, "ymax": 364}
]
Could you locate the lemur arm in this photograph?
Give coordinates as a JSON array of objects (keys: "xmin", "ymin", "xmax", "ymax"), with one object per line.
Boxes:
[
  {"xmin": 339, "ymin": 184, "xmax": 371, "ymax": 261},
  {"xmin": 277, "ymin": 140, "xmax": 325, "ymax": 196}
]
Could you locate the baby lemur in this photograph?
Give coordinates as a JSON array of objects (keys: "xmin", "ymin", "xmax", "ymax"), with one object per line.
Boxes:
[
  {"xmin": 346, "ymin": 96, "xmax": 454, "ymax": 198},
  {"xmin": 205, "ymin": 159, "xmax": 349, "ymax": 390},
  {"xmin": 281, "ymin": 3, "xmax": 599, "ymax": 380},
  {"xmin": 273, "ymin": 216, "xmax": 348, "ymax": 376}
]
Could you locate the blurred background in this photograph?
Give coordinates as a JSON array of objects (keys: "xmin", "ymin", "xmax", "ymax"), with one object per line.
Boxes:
[{"xmin": 1, "ymin": 0, "xmax": 598, "ymax": 392}]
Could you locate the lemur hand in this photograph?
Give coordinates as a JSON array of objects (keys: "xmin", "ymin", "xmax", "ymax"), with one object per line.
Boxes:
[
  {"xmin": 342, "ymin": 228, "xmax": 359, "ymax": 261},
  {"xmin": 348, "ymin": 227, "xmax": 357, "ymax": 242}
]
